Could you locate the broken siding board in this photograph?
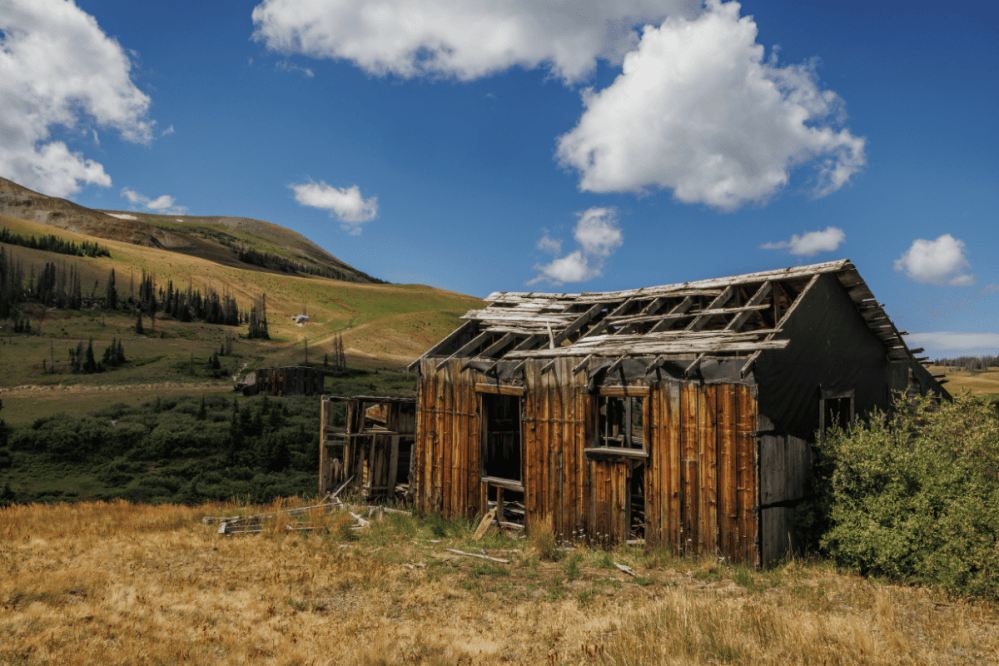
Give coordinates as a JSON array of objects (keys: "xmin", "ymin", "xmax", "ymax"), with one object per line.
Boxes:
[
  {"xmin": 736, "ymin": 385, "xmax": 758, "ymax": 565},
  {"xmin": 525, "ymin": 362, "xmax": 539, "ymax": 528},
  {"xmin": 717, "ymin": 385, "xmax": 738, "ymax": 560},
  {"xmin": 697, "ymin": 385, "xmax": 718, "ymax": 555},
  {"xmin": 681, "ymin": 383, "xmax": 699, "ymax": 556},
  {"xmin": 666, "ymin": 382, "xmax": 682, "ymax": 554}
]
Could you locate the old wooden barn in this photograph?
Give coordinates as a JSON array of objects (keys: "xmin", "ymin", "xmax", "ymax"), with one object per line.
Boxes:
[
  {"xmin": 405, "ymin": 259, "xmax": 948, "ymax": 566},
  {"xmin": 319, "ymin": 395, "xmax": 417, "ymax": 500},
  {"xmin": 242, "ymin": 366, "xmax": 325, "ymax": 397}
]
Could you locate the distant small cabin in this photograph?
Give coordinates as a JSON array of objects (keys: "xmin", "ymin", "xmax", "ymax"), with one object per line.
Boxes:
[
  {"xmin": 319, "ymin": 396, "xmax": 417, "ymax": 499},
  {"xmin": 403, "ymin": 259, "xmax": 948, "ymax": 567},
  {"xmin": 242, "ymin": 366, "xmax": 324, "ymax": 397}
]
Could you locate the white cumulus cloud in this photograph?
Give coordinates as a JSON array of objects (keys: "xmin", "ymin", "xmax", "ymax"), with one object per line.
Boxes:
[
  {"xmin": 761, "ymin": 227, "xmax": 845, "ymax": 257},
  {"xmin": 120, "ymin": 187, "xmax": 185, "ymax": 215},
  {"xmin": 251, "ymin": 0, "xmax": 696, "ymax": 83},
  {"xmin": 556, "ymin": 0, "xmax": 865, "ymax": 210},
  {"xmin": 291, "ymin": 181, "xmax": 378, "ymax": 235},
  {"xmin": 532, "ymin": 207, "xmax": 623, "ymax": 285},
  {"xmin": 907, "ymin": 332, "xmax": 999, "ymax": 353},
  {"xmin": 894, "ymin": 234, "xmax": 974, "ymax": 286},
  {"xmin": 0, "ymin": 0, "xmax": 154, "ymax": 197}
]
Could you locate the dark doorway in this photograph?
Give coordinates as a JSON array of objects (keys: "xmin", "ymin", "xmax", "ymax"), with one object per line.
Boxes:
[{"xmin": 481, "ymin": 393, "xmax": 522, "ymax": 481}]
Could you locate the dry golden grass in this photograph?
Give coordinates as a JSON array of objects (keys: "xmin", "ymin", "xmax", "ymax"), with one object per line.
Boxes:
[
  {"xmin": 927, "ymin": 366, "xmax": 999, "ymax": 398},
  {"xmin": 1, "ymin": 500, "xmax": 996, "ymax": 666}
]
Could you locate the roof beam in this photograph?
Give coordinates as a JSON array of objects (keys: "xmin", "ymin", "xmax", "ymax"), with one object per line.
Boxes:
[
  {"xmin": 724, "ymin": 281, "xmax": 772, "ymax": 332},
  {"xmin": 686, "ymin": 286, "xmax": 736, "ymax": 332},
  {"xmin": 460, "ymin": 332, "xmax": 518, "ymax": 370},
  {"xmin": 648, "ymin": 296, "xmax": 694, "ymax": 333},
  {"xmin": 740, "ymin": 273, "xmax": 820, "ymax": 378},
  {"xmin": 436, "ymin": 330, "xmax": 492, "ymax": 371},
  {"xmin": 577, "ymin": 297, "xmax": 637, "ymax": 340},
  {"xmin": 407, "ymin": 320, "xmax": 475, "ymax": 371}
]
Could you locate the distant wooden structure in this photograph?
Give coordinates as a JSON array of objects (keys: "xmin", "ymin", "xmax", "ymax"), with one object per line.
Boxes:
[
  {"xmin": 246, "ymin": 366, "xmax": 324, "ymax": 397},
  {"xmin": 405, "ymin": 259, "xmax": 949, "ymax": 566},
  {"xmin": 319, "ymin": 395, "xmax": 417, "ymax": 500}
]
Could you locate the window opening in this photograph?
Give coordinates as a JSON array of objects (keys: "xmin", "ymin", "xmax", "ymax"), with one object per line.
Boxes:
[
  {"xmin": 596, "ymin": 396, "xmax": 645, "ymax": 450},
  {"xmin": 819, "ymin": 389, "xmax": 854, "ymax": 434},
  {"xmin": 481, "ymin": 393, "xmax": 522, "ymax": 481}
]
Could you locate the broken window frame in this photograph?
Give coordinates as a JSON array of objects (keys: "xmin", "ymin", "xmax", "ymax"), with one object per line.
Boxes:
[
  {"xmin": 477, "ymin": 385, "xmax": 525, "ymax": 483},
  {"xmin": 588, "ymin": 386, "xmax": 650, "ymax": 457},
  {"xmin": 819, "ymin": 388, "xmax": 855, "ymax": 434}
]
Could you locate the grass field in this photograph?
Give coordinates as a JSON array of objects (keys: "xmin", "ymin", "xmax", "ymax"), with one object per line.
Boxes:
[
  {"xmin": 1, "ymin": 499, "xmax": 995, "ymax": 666},
  {"xmin": 927, "ymin": 366, "xmax": 999, "ymax": 401}
]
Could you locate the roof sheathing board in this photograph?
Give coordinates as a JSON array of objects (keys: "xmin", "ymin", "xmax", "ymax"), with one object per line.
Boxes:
[{"xmin": 409, "ymin": 259, "xmax": 915, "ymax": 370}]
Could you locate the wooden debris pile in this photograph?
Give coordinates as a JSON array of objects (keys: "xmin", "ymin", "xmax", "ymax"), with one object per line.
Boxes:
[{"xmin": 203, "ymin": 477, "xmax": 411, "ymax": 536}]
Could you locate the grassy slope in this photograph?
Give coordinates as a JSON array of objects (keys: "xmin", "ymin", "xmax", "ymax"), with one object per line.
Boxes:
[
  {"xmin": 0, "ymin": 215, "xmax": 482, "ymax": 424},
  {"xmin": 927, "ymin": 365, "xmax": 999, "ymax": 401},
  {"xmin": 0, "ymin": 217, "xmax": 481, "ymax": 374}
]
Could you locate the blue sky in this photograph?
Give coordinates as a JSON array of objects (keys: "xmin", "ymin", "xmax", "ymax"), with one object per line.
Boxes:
[{"xmin": 1, "ymin": 0, "xmax": 997, "ymax": 359}]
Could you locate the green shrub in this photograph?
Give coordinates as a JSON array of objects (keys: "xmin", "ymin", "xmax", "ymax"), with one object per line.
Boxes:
[{"xmin": 803, "ymin": 393, "xmax": 999, "ymax": 600}]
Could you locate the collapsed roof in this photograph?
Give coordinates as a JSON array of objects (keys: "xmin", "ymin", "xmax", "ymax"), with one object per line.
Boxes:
[{"xmin": 409, "ymin": 259, "xmax": 925, "ymax": 379}]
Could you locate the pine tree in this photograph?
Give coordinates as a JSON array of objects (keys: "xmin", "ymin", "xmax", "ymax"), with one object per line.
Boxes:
[
  {"xmin": 106, "ymin": 268, "xmax": 118, "ymax": 310},
  {"xmin": 83, "ymin": 338, "xmax": 98, "ymax": 373},
  {"xmin": 135, "ymin": 311, "xmax": 144, "ymax": 334}
]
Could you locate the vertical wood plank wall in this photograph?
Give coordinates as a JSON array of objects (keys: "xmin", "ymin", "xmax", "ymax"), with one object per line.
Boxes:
[{"xmin": 415, "ymin": 359, "xmax": 760, "ymax": 564}]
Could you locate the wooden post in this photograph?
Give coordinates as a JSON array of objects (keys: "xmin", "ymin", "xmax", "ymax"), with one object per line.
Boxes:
[{"xmin": 388, "ymin": 435, "xmax": 400, "ymax": 496}]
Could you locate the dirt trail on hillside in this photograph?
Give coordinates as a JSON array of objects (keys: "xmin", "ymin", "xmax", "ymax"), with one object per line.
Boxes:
[{"xmin": 0, "ymin": 381, "xmax": 231, "ymax": 396}]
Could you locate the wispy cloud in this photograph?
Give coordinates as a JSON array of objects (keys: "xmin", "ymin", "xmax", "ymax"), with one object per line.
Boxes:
[
  {"xmin": 120, "ymin": 187, "xmax": 185, "ymax": 215},
  {"xmin": 161, "ymin": 124, "xmax": 175, "ymax": 137},
  {"xmin": 908, "ymin": 332, "xmax": 999, "ymax": 353},
  {"xmin": 761, "ymin": 227, "xmax": 845, "ymax": 257},
  {"xmin": 980, "ymin": 283, "xmax": 999, "ymax": 296},
  {"xmin": 894, "ymin": 234, "xmax": 974, "ymax": 286},
  {"xmin": 276, "ymin": 60, "xmax": 314, "ymax": 78},
  {"xmin": 290, "ymin": 180, "xmax": 377, "ymax": 235},
  {"xmin": 531, "ymin": 207, "xmax": 623, "ymax": 286}
]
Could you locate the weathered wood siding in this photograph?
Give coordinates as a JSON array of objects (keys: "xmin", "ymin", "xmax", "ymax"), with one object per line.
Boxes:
[
  {"xmin": 758, "ymin": 422, "xmax": 813, "ymax": 566},
  {"xmin": 414, "ymin": 358, "xmax": 761, "ymax": 564},
  {"xmin": 644, "ymin": 382, "xmax": 758, "ymax": 563},
  {"xmin": 414, "ymin": 359, "xmax": 483, "ymax": 518}
]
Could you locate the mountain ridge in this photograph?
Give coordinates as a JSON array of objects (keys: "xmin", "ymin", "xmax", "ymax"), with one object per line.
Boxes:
[{"xmin": 0, "ymin": 176, "xmax": 378, "ymax": 283}]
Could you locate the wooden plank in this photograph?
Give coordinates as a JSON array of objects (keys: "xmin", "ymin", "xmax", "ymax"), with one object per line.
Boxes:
[
  {"xmin": 681, "ymin": 383, "xmax": 699, "ymax": 556},
  {"xmin": 408, "ymin": 320, "xmax": 476, "ymax": 371},
  {"xmin": 468, "ymin": 374, "xmax": 481, "ymax": 517},
  {"xmin": 387, "ymin": 435, "xmax": 400, "ymax": 495},
  {"xmin": 436, "ymin": 330, "xmax": 491, "ymax": 371},
  {"xmin": 666, "ymin": 381, "xmax": 682, "ymax": 554},
  {"xmin": 556, "ymin": 362, "xmax": 568, "ymax": 538},
  {"xmin": 506, "ymin": 338, "xmax": 789, "ymax": 359},
  {"xmin": 647, "ymin": 296, "xmax": 694, "ymax": 334},
  {"xmin": 475, "ymin": 383, "xmax": 525, "ymax": 395},
  {"xmin": 700, "ymin": 385, "xmax": 719, "ymax": 556},
  {"xmin": 472, "ymin": 507, "xmax": 498, "ymax": 540},
  {"xmin": 736, "ymin": 385, "xmax": 758, "ymax": 565},
  {"xmin": 739, "ymin": 273, "xmax": 822, "ymax": 378},
  {"xmin": 522, "ymin": 362, "xmax": 536, "ymax": 528},
  {"xmin": 717, "ymin": 386, "xmax": 738, "ymax": 562},
  {"xmin": 579, "ymin": 383, "xmax": 592, "ymax": 541},
  {"xmin": 577, "ymin": 297, "xmax": 637, "ymax": 341},
  {"xmin": 725, "ymin": 281, "xmax": 772, "ymax": 332},
  {"xmin": 480, "ymin": 476, "xmax": 525, "ymax": 492},
  {"xmin": 451, "ymin": 365, "xmax": 465, "ymax": 518}
]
